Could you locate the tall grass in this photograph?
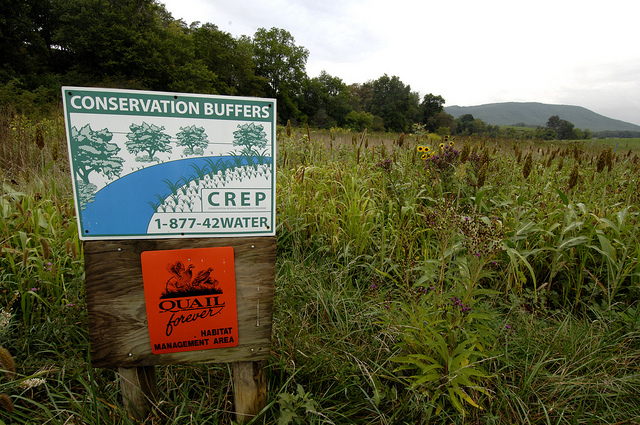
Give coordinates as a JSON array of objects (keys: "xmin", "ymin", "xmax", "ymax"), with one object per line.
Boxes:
[
  {"xmin": 489, "ymin": 304, "xmax": 640, "ymax": 424},
  {"xmin": 1, "ymin": 109, "xmax": 639, "ymax": 424}
]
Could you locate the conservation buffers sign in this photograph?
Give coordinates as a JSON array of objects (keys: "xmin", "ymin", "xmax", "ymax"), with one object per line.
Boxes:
[{"xmin": 62, "ymin": 87, "xmax": 276, "ymax": 240}]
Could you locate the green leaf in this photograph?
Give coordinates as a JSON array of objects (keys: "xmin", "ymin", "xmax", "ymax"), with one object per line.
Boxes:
[
  {"xmin": 278, "ymin": 410, "xmax": 298, "ymax": 425},
  {"xmin": 412, "ymin": 371, "xmax": 442, "ymax": 386},
  {"xmin": 470, "ymin": 288, "xmax": 501, "ymax": 297},
  {"xmin": 595, "ymin": 231, "xmax": 617, "ymax": 262},
  {"xmin": 392, "ymin": 358, "xmax": 429, "ymax": 371},
  {"xmin": 562, "ymin": 221, "xmax": 584, "ymax": 234},
  {"xmin": 455, "ymin": 386, "xmax": 482, "ymax": 410},
  {"xmin": 404, "ymin": 353, "xmax": 440, "ymax": 364},
  {"xmin": 554, "ymin": 186, "xmax": 569, "ymax": 206},
  {"xmin": 615, "ymin": 206, "xmax": 631, "ymax": 230},
  {"xmin": 467, "ymin": 311, "xmax": 494, "ymax": 321},
  {"xmin": 598, "ymin": 217, "xmax": 619, "ymax": 233},
  {"xmin": 448, "ymin": 387, "xmax": 466, "ymax": 415},
  {"xmin": 557, "ymin": 235, "xmax": 589, "ymax": 251},
  {"xmin": 393, "ymin": 364, "xmax": 418, "ymax": 373},
  {"xmin": 505, "ymin": 245, "xmax": 537, "ymax": 288},
  {"xmin": 459, "ymin": 367, "xmax": 490, "ymax": 379},
  {"xmin": 513, "ymin": 219, "xmax": 538, "ymax": 239},
  {"xmin": 451, "ymin": 338, "xmax": 476, "ymax": 357},
  {"xmin": 431, "ymin": 331, "xmax": 450, "ymax": 361}
]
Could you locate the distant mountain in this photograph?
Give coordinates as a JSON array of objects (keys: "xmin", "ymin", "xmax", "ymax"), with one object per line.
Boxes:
[{"xmin": 444, "ymin": 102, "xmax": 640, "ymax": 133}]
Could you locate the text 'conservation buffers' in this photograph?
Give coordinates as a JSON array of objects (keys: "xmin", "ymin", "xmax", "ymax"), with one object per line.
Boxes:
[{"xmin": 67, "ymin": 94, "xmax": 272, "ymax": 119}]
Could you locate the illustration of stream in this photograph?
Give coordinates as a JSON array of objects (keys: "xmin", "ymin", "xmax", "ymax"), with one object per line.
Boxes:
[{"xmin": 80, "ymin": 156, "xmax": 234, "ymax": 237}]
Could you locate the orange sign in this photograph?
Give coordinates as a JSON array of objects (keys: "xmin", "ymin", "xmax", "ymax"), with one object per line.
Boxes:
[{"xmin": 141, "ymin": 247, "xmax": 238, "ymax": 354}]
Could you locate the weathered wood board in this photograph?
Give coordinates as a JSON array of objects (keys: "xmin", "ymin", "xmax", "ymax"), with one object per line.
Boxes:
[{"xmin": 84, "ymin": 236, "xmax": 275, "ymax": 368}]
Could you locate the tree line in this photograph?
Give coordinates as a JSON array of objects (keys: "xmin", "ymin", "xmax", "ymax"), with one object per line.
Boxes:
[
  {"xmin": 0, "ymin": 0, "xmax": 607, "ymax": 139},
  {"xmin": 1, "ymin": 0, "xmax": 448, "ymax": 132}
]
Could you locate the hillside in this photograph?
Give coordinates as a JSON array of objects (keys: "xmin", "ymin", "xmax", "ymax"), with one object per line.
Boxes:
[{"xmin": 444, "ymin": 102, "xmax": 640, "ymax": 133}]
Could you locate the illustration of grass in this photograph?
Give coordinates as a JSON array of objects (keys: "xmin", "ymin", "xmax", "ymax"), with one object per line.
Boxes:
[
  {"xmin": 254, "ymin": 149, "xmax": 270, "ymax": 165},
  {"xmin": 229, "ymin": 152, "xmax": 245, "ymax": 168},
  {"xmin": 203, "ymin": 158, "xmax": 219, "ymax": 175},
  {"xmin": 162, "ymin": 178, "xmax": 181, "ymax": 196},
  {"xmin": 151, "ymin": 159, "xmax": 273, "ymax": 215},
  {"xmin": 147, "ymin": 193, "xmax": 166, "ymax": 213},
  {"xmin": 189, "ymin": 163, "xmax": 208, "ymax": 186}
]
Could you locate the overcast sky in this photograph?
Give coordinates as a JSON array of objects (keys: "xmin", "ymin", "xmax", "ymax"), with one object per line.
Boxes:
[{"xmin": 160, "ymin": 0, "xmax": 640, "ymax": 126}]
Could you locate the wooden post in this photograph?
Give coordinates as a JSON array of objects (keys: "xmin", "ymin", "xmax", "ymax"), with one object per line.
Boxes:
[
  {"xmin": 118, "ymin": 366, "xmax": 158, "ymax": 422},
  {"xmin": 232, "ymin": 361, "xmax": 267, "ymax": 424}
]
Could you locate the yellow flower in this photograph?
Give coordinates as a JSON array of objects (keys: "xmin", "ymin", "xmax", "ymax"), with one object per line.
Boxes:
[
  {"xmin": 424, "ymin": 146, "xmax": 431, "ymax": 153},
  {"xmin": 449, "ymin": 141, "xmax": 454, "ymax": 147},
  {"xmin": 421, "ymin": 153, "xmax": 429, "ymax": 160},
  {"xmin": 439, "ymin": 143, "xmax": 445, "ymax": 149},
  {"xmin": 417, "ymin": 145, "xmax": 425, "ymax": 152}
]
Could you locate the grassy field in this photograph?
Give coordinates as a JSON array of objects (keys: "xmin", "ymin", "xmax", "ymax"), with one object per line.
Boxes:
[
  {"xmin": 585, "ymin": 137, "xmax": 640, "ymax": 153},
  {"xmin": 1, "ymin": 110, "xmax": 640, "ymax": 424}
]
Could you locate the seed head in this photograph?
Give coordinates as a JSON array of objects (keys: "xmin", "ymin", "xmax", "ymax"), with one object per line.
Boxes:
[
  {"xmin": 605, "ymin": 147, "xmax": 613, "ymax": 171},
  {"xmin": 0, "ymin": 346, "xmax": 15, "ymax": 380},
  {"xmin": 460, "ymin": 143, "xmax": 470, "ymax": 163},
  {"xmin": 477, "ymin": 163, "xmax": 487, "ymax": 188},
  {"xmin": 573, "ymin": 144, "xmax": 581, "ymax": 162},
  {"xmin": 568, "ymin": 162, "xmax": 580, "ymax": 190},
  {"xmin": 397, "ymin": 132, "xmax": 405, "ymax": 148},
  {"xmin": 50, "ymin": 138, "xmax": 59, "ymax": 161},
  {"xmin": 0, "ymin": 393, "xmax": 13, "ymax": 413},
  {"xmin": 596, "ymin": 150, "xmax": 607, "ymax": 173},
  {"xmin": 522, "ymin": 153, "xmax": 533, "ymax": 179},
  {"xmin": 35, "ymin": 125, "xmax": 45, "ymax": 150}
]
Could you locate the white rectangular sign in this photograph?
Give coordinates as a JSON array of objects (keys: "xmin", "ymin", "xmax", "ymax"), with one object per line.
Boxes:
[{"xmin": 62, "ymin": 87, "xmax": 276, "ymax": 240}]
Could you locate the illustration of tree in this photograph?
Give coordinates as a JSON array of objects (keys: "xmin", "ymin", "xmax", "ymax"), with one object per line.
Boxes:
[
  {"xmin": 176, "ymin": 125, "xmax": 209, "ymax": 156},
  {"xmin": 72, "ymin": 124, "xmax": 123, "ymax": 184},
  {"xmin": 125, "ymin": 122, "xmax": 172, "ymax": 162},
  {"xmin": 70, "ymin": 124, "xmax": 124, "ymax": 208},
  {"xmin": 232, "ymin": 122, "xmax": 268, "ymax": 156}
]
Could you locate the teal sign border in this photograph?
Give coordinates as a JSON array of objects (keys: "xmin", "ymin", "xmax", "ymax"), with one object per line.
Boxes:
[{"xmin": 62, "ymin": 87, "xmax": 277, "ymax": 240}]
